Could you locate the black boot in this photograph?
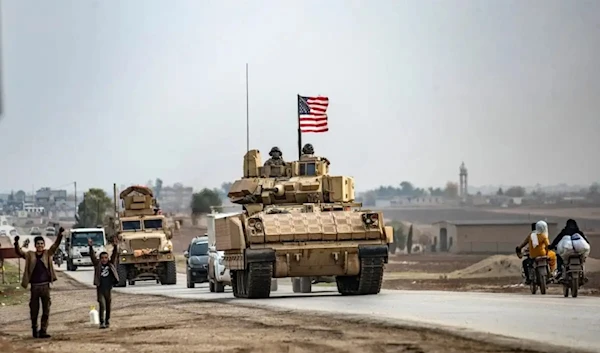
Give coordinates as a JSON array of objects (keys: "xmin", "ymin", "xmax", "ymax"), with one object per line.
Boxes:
[
  {"xmin": 32, "ymin": 327, "xmax": 38, "ymax": 338},
  {"xmin": 37, "ymin": 330, "xmax": 51, "ymax": 339}
]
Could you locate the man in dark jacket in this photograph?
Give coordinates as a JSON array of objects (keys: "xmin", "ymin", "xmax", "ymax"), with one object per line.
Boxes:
[
  {"xmin": 88, "ymin": 237, "xmax": 119, "ymax": 329},
  {"xmin": 549, "ymin": 219, "xmax": 589, "ymax": 279},
  {"xmin": 13, "ymin": 227, "xmax": 65, "ymax": 338}
]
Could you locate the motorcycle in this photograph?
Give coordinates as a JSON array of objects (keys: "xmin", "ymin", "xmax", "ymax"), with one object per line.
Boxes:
[
  {"xmin": 562, "ymin": 255, "xmax": 585, "ymax": 298},
  {"xmin": 53, "ymin": 249, "xmax": 64, "ymax": 267},
  {"xmin": 529, "ymin": 256, "xmax": 551, "ymax": 295}
]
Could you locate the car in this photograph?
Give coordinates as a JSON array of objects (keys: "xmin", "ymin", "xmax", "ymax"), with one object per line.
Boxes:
[
  {"xmin": 184, "ymin": 236, "xmax": 209, "ymax": 288},
  {"xmin": 208, "ymin": 245, "xmax": 230, "ymax": 292}
]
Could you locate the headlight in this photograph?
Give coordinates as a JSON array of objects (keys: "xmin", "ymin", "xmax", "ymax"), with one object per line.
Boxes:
[
  {"xmin": 121, "ymin": 249, "xmax": 128, "ymax": 254},
  {"xmin": 163, "ymin": 246, "xmax": 170, "ymax": 251}
]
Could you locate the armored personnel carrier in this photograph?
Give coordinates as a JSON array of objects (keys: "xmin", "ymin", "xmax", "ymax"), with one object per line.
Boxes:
[
  {"xmin": 110, "ymin": 185, "xmax": 177, "ymax": 287},
  {"xmin": 215, "ymin": 149, "xmax": 393, "ymax": 299}
]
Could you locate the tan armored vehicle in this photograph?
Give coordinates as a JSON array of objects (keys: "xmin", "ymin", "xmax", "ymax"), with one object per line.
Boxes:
[
  {"xmin": 110, "ymin": 185, "xmax": 177, "ymax": 287},
  {"xmin": 215, "ymin": 149, "xmax": 393, "ymax": 298}
]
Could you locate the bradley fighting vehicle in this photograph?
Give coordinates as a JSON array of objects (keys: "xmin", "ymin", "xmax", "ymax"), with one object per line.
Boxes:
[
  {"xmin": 107, "ymin": 185, "xmax": 178, "ymax": 287},
  {"xmin": 215, "ymin": 149, "xmax": 393, "ymax": 299}
]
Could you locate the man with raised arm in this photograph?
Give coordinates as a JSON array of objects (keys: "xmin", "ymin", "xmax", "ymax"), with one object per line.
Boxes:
[
  {"xmin": 89, "ymin": 236, "xmax": 119, "ymax": 329},
  {"xmin": 13, "ymin": 227, "xmax": 65, "ymax": 338}
]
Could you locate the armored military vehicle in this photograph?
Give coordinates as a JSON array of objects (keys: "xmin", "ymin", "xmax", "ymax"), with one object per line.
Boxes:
[
  {"xmin": 110, "ymin": 185, "xmax": 177, "ymax": 287},
  {"xmin": 214, "ymin": 149, "xmax": 393, "ymax": 299}
]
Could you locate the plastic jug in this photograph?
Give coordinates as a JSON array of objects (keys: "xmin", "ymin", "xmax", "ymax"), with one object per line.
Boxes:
[{"xmin": 89, "ymin": 305, "xmax": 99, "ymax": 325}]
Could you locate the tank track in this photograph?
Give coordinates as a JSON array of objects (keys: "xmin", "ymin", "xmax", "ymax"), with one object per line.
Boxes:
[
  {"xmin": 336, "ymin": 256, "xmax": 385, "ymax": 295},
  {"xmin": 232, "ymin": 262, "xmax": 273, "ymax": 299}
]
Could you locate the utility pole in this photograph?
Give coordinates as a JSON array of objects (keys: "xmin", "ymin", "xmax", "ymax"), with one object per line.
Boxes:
[{"xmin": 74, "ymin": 181, "xmax": 77, "ymax": 219}]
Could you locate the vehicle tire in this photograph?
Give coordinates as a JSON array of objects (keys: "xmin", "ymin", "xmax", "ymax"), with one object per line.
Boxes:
[
  {"xmin": 292, "ymin": 277, "xmax": 301, "ymax": 293},
  {"xmin": 529, "ymin": 269, "xmax": 537, "ymax": 294},
  {"xmin": 115, "ymin": 264, "xmax": 127, "ymax": 287},
  {"xmin": 299, "ymin": 277, "xmax": 312, "ymax": 293},
  {"xmin": 128, "ymin": 280, "xmax": 135, "ymax": 286},
  {"xmin": 563, "ymin": 282, "xmax": 569, "ymax": 297},
  {"xmin": 187, "ymin": 270, "xmax": 195, "ymax": 289},
  {"xmin": 215, "ymin": 280, "xmax": 225, "ymax": 293},
  {"xmin": 539, "ymin": 274, "xmax": 547, "ymax": 295},
  {"xmin": 162, "ymin": 261, "xmax": 177, "ymax": 285},
  {"xmin": 571, "ymin": 276, "xmax": 579, "ymax": 298}
]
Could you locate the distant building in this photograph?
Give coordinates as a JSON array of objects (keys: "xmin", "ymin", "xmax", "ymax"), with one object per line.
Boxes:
[
  {"xmin": 374, "ymin": 196, "xmax": 455, "ymax": 208},
  {"xmin": 431, "ymin": 220, "xmax": 558, "ymax": 254},
  {"xmin": 158, "ymin": 184, "xmax": 194, "ymax": 212},
  {"xmin": 35, "ymin": 188, "xmax": 67, "ymax": 206}
]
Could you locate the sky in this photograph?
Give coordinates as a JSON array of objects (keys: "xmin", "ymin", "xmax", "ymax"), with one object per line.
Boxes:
[{"xmin": 1, "ymin": 0, "xmax": 599, "ymax": 194}]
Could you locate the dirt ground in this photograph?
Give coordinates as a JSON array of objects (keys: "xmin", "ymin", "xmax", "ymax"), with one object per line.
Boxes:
[
  {"xmin": 383, "ymin": 253, "xmax": 600, "ymax": 296},
  {"xmin": 0, "ymin": 273, "xmax": 540, "ymax": 353}
]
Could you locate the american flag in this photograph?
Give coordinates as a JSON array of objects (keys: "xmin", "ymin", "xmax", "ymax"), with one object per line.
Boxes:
[{"xmin": 298, "ymin": 95, "xmax": 329, "ymax": 133}]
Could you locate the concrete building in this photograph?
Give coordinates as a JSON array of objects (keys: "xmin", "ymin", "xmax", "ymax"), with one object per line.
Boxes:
[
  {"xmin": 158, "ymin": 184, "xmax": 194, "ymax": 212},
  {"xmin": 431, "ymin": 220, "xmax": 559, "ymax": 254},
  {"xmin": 35, "ymin": 188, "xmax": 68, "ymax": 206}
]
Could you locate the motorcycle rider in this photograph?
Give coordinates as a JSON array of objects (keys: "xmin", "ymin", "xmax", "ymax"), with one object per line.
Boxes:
[
  {"xmin": 520, "ymin": 223, "xmax": 536, "ymax": 284},
  {"xmin": 549, "ymin": 219, "xmax": 590, "ymax": 280},
  {"xmin": 516, "ymin": 220, "xmax": 557, "ymax": 278}
]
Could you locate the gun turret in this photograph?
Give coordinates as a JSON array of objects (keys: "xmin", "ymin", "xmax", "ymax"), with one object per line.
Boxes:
[
  {"xmin": 227, "ymin": 150, "xmax": 356, "ymax": 207},
  {"xmin": 119, "ymin": 185, "xmax": 157, "ymax": 217}
]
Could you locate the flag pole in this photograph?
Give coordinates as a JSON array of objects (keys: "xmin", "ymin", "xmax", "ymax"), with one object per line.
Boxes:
[
  {"xmin": 297, "ymin": 94, "xmax": 302, "ymax": 159},
  {"xmin": 246, "ymin": 63, "xmax": 250, "ymax": 154}
]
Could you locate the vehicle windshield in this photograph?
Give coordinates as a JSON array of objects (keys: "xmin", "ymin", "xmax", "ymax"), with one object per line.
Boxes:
[
  {"xmin": 122, "ymin": 220, "xmax": 141, "ymax": 231},
  {"xmin": 72, "ymin": 232, "xmax": 104, "ymax": 246},
  {"xmin": 299, "ymin": 162, "xmax": 316, "ymax": 176},
  {"xmin": 144, "ymin": 219, "xmax": 163, "ymax": 229},
  {"xmin": 189, "ymin": 242, "xmax": 208, "ymax": 256}
]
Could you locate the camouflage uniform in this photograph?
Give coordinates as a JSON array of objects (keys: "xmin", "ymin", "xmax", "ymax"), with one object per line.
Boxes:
[{"xmin": 264, "ymin": 146, "xmax": 285, "ymax": 166}]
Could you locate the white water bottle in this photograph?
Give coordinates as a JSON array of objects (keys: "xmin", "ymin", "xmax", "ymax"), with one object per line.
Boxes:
[{"xmin": 89, "ymin": 305, "xmax": 99, "ymax": 325}]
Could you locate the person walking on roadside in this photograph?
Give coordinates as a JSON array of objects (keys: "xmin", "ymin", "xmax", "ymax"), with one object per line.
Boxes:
[
  {"xmin": 13, "ymin": 227, "xmax": 65, "ymax": 338},
  {"xmin": 88, "ymin": 236, "xmax": 119, "ymax": 329}
]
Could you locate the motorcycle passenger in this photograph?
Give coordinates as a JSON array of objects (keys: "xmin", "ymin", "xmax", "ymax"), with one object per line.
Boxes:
[
  {"xmin": 549, "ymin": 219, "xmax": 590, "ymax": 280},
  {"xmin": 520, "ymin": 223, "xmax": 536, "ymax": 284},
  {"xmin": 516, "ymin": 220, "xmax": 557, "ymax": 278}
]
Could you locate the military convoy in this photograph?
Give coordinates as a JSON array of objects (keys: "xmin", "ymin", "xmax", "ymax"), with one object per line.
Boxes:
[
  {"xmin": 213, "ymin": 148, "xmax": 393, "ymax": 299},
  {"xmin": 106, "ymin": 185, "xmax": 178, "ymax": 287}
]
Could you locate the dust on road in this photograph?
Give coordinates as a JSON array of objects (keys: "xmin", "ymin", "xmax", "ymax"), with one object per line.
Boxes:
[{"xmin": 0, "ymin": 273, "xmax": 541, "ymax": 353}]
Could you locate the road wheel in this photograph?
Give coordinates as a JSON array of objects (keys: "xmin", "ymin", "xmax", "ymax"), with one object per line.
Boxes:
[
  {"xmin": 161, "ymin": 261, "xmax": 177, "ymax": 285},
  {"xmin": 187, "ymin": 270, "xmax": 195, "ymax": 289},
  {"xmin": 215, "ymin": 280, "xmax": 225, "ymax": 293},
  {"xmin": 571, "ymin": 276, "xmax": 579, "ymax": 298},
  {"xmin": 563, "ymin": 282, "xmax": 569, "ymax": 297},
  {"xmin": 115, "ymin": 264, "xmax": 127, "ymax": 287}
]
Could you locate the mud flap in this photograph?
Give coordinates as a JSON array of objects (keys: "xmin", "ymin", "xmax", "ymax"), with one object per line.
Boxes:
[
  {"xmin": 245, "ymin": 248, "xmax": 275, "ymax": 266},
  {"xmin": 358, "ymin": 245, "xmax": 388, "ymax": 264}
]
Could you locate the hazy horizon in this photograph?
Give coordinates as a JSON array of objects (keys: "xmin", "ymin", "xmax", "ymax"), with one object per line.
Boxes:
[{"xmin": 1, "ymin": 0, "xmax": 599, "ymax": 193}]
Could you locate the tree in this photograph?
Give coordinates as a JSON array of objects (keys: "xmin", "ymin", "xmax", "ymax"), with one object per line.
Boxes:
[
  {"xmin": 505, "ymin": 186, "xmax": 526, "ymax": 197},
  {"xmin": 15, "ymin": 190, "xmax": 26, "ymax": 202},
  {"xmin": 444, "ymin": 182, "xmax": 459, "ymax": 198},
  {"xmin": 155, "ymin": 178, "xmax": 163, "ymax": 199},
  {"xmin": 191, "ymin": 188, "xmax": 223, "ymax": 216},
  {"xmin": 75, "ymin": 188, "xmax": 112, "ymax": 228},
  {"xmin": 496, "ymin": 187, "xmax": 504, "ymax": 196},
  {"xmin": 406, "ymin": 224, "xmax": 414, "ymax": 254}
]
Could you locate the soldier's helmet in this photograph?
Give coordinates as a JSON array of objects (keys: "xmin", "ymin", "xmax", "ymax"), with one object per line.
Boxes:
[
  {"xmin": 269, "ymin": 146, "xmax": 282, "ymax": 157},
  {"xmin": 302, "ymin": 143, "xmax": 314, "ymax": 155}
]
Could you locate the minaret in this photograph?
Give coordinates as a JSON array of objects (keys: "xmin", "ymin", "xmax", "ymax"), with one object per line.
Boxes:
[{"xmin": 459, "ymin": 162, "xmax": 468, "ymax": 200}]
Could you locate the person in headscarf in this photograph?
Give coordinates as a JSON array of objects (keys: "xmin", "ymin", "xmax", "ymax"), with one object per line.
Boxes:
[
  {"xmin": 549, "ymin": 219, "xmax": 589, "ymax": 279},
  {"xmin": 516, "ymin": 220, "xmax": 557, "ymax": 276},
  {"xmin": 519, "ymin": 223, "xmax": 536, "ymax": 284}
]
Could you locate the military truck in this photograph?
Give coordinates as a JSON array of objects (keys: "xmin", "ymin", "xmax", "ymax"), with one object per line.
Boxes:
[
  {"xmin": 214, "ymin": 149, "xmax": 393, "ymax": 299},
  {"xmin": 110, "ymin": 185, "xmax": 177, "ymax": 287}
]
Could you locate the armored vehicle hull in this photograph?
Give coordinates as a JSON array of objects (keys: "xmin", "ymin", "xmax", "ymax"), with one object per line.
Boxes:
[{"xmin": 110, "ymin": 185, "xmax": 177, "ymax": 287}]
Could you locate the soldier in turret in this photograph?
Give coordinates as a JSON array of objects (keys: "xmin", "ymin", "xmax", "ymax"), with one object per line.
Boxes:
[
  {"xmin": 264, "ymin": 146, "xmax": 285, "ymax": 166},
  {"xmin": 300, "ymin": 143, "xmax": 314, "ymax": 159}
]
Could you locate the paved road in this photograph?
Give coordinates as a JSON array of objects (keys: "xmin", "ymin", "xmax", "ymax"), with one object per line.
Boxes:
[{"xmin": 58, "ymin": 266, "xmax": 600, "ymax": 353}]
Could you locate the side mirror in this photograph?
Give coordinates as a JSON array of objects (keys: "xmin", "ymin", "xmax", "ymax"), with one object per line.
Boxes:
[{"xmin": 183, "ymin": 250, "xmax": 189, "ymax": 258}]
